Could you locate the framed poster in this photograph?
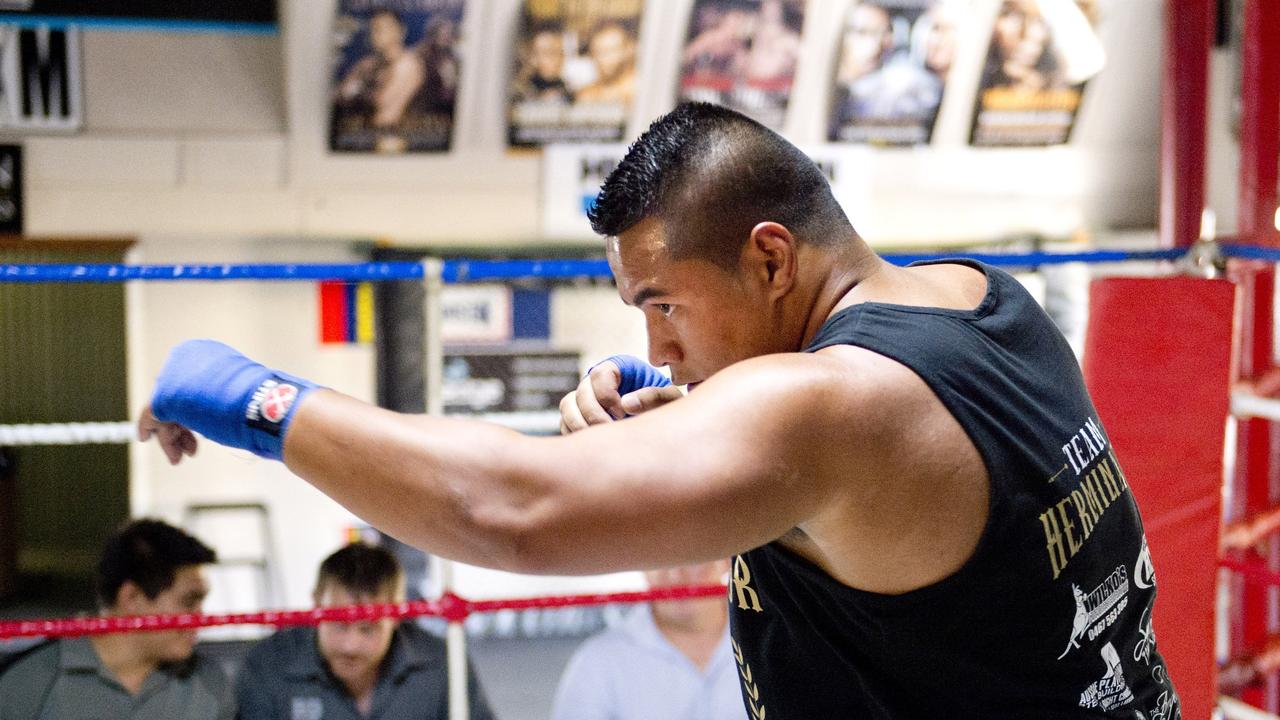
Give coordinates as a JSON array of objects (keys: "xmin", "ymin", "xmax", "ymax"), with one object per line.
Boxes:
[
  {"xmin": 970, "ymin": 0, "xmax": 1104, "ymax": 147},
  {"xmin": 330, "ymin": 0, "xmax": 465, "ymax": 153},
  {"xmin": 828, "ymin": 0, "xmax": 960, "ymax": 146},
  {"xmin": 508, "ymin": 0, "xmax": 644, "ymax": 147},
  {"xmin": 678, "ymin": 0, "xmax": 805, "ymax": 130}
]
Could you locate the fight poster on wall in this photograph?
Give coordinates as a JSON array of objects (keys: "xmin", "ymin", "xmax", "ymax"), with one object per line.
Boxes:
[
  {"xmin": 828, "ymin": 0, "xmax": 960, "ymax": 146},
  {"xmin": 678, "ymin": 0, "xmax": 805, "ymax": 130},
  {"xmin": 970, "ymin": 0, "xmax": 1105, "ymax": 147},
  {"xmin": 507, "ymin": 0, "xmax": 644, "ymax": 148},
  {"xmin": 330, "ymin": 0, "xmax": 466, "ymax": 154}
]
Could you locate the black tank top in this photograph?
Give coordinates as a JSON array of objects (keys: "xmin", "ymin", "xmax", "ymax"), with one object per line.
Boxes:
[{"xmin": 728, "ymin": 261, "xmax": 1180, "ymax": 719}]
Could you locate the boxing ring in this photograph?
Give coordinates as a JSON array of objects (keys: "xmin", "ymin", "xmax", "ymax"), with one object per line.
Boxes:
[{"xmin": 0, "ymin": 241, "xmax": 1273, "ymax": 720}]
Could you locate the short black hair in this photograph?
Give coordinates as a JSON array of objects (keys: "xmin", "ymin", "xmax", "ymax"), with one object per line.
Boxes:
[
  {"xmin": 589, "ymin": 102, "xmax": 854, "ymax": 269},
  {"xmin": 315, "ymin": 542, "xmax": 403, "ymax": 599},
  {"xmin": 95, "ymin": 519, "xmax": 217, "ymax": 609}
]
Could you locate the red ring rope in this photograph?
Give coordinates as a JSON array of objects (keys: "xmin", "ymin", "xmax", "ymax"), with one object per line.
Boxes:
[{"xmin": 0, "ymin": 584, "xmax": 727, "ymax": 640}]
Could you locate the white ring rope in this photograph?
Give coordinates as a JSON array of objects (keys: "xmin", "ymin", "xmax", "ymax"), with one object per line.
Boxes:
[
  {"xmin": 1232, "ymin": 391, "xmax": 1280, "ymax": 422},
  {"xmin": 0, "ymin": 412, "xmax": 562, "ymax": 447},
  {"xmin": 1221, "ymin": 696, "xmax": 1280, "ymax": 720},
  {"xmin": 0, "ymin": 422, "xmax": 135, "ymax": 446}
]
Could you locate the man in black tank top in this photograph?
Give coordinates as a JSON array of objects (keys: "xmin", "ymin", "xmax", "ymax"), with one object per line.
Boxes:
[{"xmin": 140, "ymin": 103, "xmax": 1179, "ymax": 719}]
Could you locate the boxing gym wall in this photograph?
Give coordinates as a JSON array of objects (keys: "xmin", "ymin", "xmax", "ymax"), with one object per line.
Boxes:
[{"xmin": 0, "ymin": 0, "xmax": 1243, "ymax": 622}]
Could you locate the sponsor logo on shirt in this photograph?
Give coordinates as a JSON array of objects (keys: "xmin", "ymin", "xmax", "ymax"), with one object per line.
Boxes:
[
  {"xmin": 731, "ymin": 556, "xmax": 763, "ymax": 613},
  {"xmin": 731, "ymin": 638, "xmax": 767, "ymax": 720},
  {"xmin": 1078, "ymin": 642, "xmax": 1134, "ymax": 712},
  {"xmin": 1058, "ymin": 566, "xmax": 1130, "ymax": 660},
  {"xmin": 1134, "ymin": 536, "xmax": 1155, "ymax": 590},
  {"xmin": 1039, "ymin": 417, "xmax": 1134, "ymax": 580}
]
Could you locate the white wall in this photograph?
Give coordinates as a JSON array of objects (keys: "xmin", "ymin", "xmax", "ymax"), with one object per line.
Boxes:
[{"xmin": 13, "ymin": 0, "xmax": 1164, "ymax": 246}]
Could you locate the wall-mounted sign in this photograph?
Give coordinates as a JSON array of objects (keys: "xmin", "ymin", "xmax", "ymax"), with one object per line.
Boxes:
[
  {"xmin": 443, "ymin": 350, "xmax": 580, "ymax": 414},
  {"xmin": 0, "ymin": 25, "xmax": 80, "ymax": 131}
]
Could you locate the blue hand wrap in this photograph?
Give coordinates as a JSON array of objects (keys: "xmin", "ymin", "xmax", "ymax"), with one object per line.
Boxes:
[
  {"xmin": 150, "ymin": 339, "xmax": 318, "ymax": 461},
  {"xmin": 592, "ymin": 355, "xmax": 671, "ymax": 395}
]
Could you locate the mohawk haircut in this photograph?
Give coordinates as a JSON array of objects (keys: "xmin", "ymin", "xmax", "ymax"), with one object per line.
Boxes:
[{"xmin": 588, "ymin": 102, "xmax": 854, "ymax": 269}]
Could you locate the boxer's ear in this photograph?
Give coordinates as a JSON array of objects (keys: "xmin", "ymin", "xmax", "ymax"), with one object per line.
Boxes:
[{"xmin": 746, "ymin": 221, "xmax": 798, "ymax": 297}]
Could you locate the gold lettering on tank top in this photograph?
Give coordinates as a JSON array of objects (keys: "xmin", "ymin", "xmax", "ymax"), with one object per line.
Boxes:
[
  {"xmin": 732, "ymin": 638, "xmax": 767, "ymax": 720},
  {"xmin": 732, "ymin": 555, "xmax": 764, "ymax": 612},
  {"xmin": 1039, "ymin": 418, "xmax": 1133, "ymax": 581}
]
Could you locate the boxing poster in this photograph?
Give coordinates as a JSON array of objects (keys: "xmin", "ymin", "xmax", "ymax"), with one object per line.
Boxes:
[
  {"xmin": 507, "ymin": 0, "xmax": 644, "ymax": 148},
  {"xmin": 970, "ymin": 0, "xmax": 1105, "ymax": 147},
  {"xmin": 329, "ymin": 0, "xmax": 466, "ymax": 154},
  {"xmin": 678, "ymin": 0, "xmax": 805, "ymax": 130},
  {"xmin": 828, "ymin": 1, "xmax": 960, "ymax": 146}
]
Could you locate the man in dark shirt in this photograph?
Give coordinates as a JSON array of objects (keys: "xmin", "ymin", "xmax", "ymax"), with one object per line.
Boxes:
[
  {"xmin": 236, "ymin": 543, "xmax": 494, "ymax": 720},
  {"xmin": 0, "ymin": 519, "xmax": 231, "ymax": 720},
  {"xmin": 140, "ymin": 102, "xmax": 1177, "ymax": 718}
]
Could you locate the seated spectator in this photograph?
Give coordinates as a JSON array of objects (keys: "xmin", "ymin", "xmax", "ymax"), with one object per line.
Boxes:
[
  {"xmin": 551, "ymin": 560, "xmax": 745, "ymax": 720},
  {"xmin": 0, "ymin": 518, "xmax": 231, "ymax": 720},
  {"xmin": 236, "ymin": 542, "xmax": 494, "ymax": 720}
]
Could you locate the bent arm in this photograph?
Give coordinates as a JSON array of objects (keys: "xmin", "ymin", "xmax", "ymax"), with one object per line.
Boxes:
[{"xmin": 283, "ymin": 354, "xmax": 865, "ymax": 574}]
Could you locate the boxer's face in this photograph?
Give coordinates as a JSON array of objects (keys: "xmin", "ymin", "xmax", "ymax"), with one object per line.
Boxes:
[
  {"xmin": 609, "ymin": 218, "xmax": 782, "ymax": 388},
  {"xmin": 315, "ymin": 583, "xmax": 399, "ymax": 688}
]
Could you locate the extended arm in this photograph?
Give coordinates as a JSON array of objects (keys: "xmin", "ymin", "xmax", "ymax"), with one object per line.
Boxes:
[
  {"xmin": 279, "ymin": 355, "xmax": 848, "ymax": 573},
  {"xmin": 139, "ymin": 343, "xmax": 874, "ymax": 574}
]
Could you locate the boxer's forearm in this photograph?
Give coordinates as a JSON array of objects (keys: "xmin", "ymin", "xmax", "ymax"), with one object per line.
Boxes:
[{"xmin": 283, "ymin": 389, "xmax": 557, "ymax": 572}]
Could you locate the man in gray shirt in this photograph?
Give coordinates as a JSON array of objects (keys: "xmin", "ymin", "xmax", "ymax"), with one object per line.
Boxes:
[
  {"xmin": 0, "ymin": 518, "xmax": 233, "ymax": 720},
  {"xmin": 236, "ymin": 542, "xmax": 494, "ymax": 720}
]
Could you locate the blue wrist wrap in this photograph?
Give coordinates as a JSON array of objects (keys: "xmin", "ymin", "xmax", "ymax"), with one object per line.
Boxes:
[
  {"xmin": 593, "ymin": 355, "xmax": 671, "ymax": 395},
  {"xmin": 150, "ymin": 339, "xmax": 318, "ymax": 461}
]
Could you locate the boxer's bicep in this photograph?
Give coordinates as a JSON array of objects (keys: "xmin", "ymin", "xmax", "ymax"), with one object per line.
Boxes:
[{"xmin": 516, "ymin": 354, "xmax": 874, "ymax": 571}]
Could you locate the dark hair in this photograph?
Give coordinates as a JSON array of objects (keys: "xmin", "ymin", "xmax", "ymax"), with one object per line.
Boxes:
[
  {"xmin": 589, "ymin": 102, "xmax": 854, "ymax": 269},
  {"xmin": 95, "ymin": 519, "xmax": 216, "ymax": 609},
  {"xmin": 315, "ymin": 543, "xmax": 404, "ymax": 599}
]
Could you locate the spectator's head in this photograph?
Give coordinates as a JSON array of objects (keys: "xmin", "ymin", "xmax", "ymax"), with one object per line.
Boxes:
[
  {"xmin": 313, "ymin": 543, "xmax": 405, "ymax": 688},
  {"xmin": 644, "ymin": 560, "xmax": 730, "ymax": 628},
  {"xmin": 95, "ymin": 518, "xmax": 216, "ymax": 662}
]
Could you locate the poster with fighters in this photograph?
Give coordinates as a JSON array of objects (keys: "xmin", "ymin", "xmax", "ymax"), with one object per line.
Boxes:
[
  {"xmin": 827, "ymin": 0, "xmax": 960, "ymax": 146},
  {"xmin": 507, "ymin": 0, "xmax": 644, "ymax": 148},
  {"xmin": 678, "ymin": 0, "xmax": 805, "ymax": 130},
  {"xmin": 969, "ymin": 0, "xmax": 1105, "ymax": 147},
  {"xmin": 329, "ymin": 0, "xmax": 466, "ymax": 154}
]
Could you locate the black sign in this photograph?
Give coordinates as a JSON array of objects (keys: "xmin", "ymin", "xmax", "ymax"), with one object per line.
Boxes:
[
  {"xmin": 443, "ymin": 351, "xmax": 579, "ymax": 415},
  {"xmin": 0, "ymin": 1, "xmax": 276, "ymax": 26},
  {"xmin": 0, "ymin": 145, "xmax": 22, "ymax": 235}
]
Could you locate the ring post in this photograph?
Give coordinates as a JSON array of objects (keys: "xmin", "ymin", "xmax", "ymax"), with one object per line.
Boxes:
[{"xmin": 422, "ymin": 257, "xmax": 469, "ymax": 720}]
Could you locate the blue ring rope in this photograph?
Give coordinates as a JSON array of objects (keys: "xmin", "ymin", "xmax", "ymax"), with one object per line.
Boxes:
[{"xmin": 0, "ymin": 246, "xmax": 1205, "ymax": 285}]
